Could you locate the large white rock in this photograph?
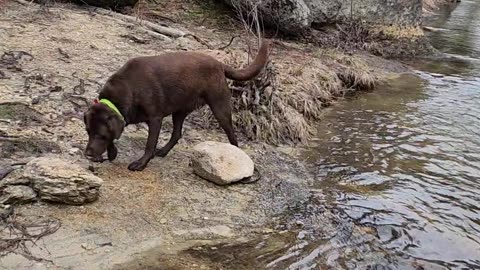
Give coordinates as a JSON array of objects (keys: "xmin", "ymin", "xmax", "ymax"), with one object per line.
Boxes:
[
  {"xmin": 192, "ymin": 141, "xmax": 254, "ymax": 185},
  {"xmin": 225, "ymin": 0, "xmax": 312, "ymax": 33},
  {"xmin": 22, "ymin": 157, "xmax": 103, "ymax": 205},
  {"xmin": 224, "ymin": 0, "xmax": 422, "ymax": 34}
]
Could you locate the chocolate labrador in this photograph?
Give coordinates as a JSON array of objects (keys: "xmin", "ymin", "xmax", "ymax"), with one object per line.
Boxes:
[{"xmin": 83, "ymin": 39, "xmax": 271, "ymax": 171}]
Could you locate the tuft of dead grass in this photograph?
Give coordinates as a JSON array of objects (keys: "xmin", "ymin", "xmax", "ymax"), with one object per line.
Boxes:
[
  {"xmin": 317, "ymin": 49, "xmax": 376, "ymax": 91},
  {"xmin": 194, "ymin": 44, "xmax": 376, "ymax": 145},
  {"xmin": 309, "ymin": 19, "xmax": 433, "ymax": 59},
  {"xmin": 372, "ymin": 25, "xmax": 424, "ymax": 40}
]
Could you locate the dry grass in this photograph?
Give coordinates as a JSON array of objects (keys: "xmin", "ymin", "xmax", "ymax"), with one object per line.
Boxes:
[
  {"xmin": 194, "ymin": 44, "xmax": 376, "ymax": 145},
  {"xmin": 317, "ymin": 48, "xmax": 376, "ymax": 90},
  {"xmin": 373, "ymin": 25, "xmax": 424, "ymax": 40}
]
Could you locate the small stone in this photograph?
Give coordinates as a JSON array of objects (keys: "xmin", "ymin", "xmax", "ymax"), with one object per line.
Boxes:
[
  {"xmin": 81, "ymin": 243, "xmax": 94, "ymax": 250},
  {"xmin": 31, "ymin": 96, "xmax": 40, "ymax": 105},
  {"xmin": 68, "ymin": 148, "xmax": 81, "ymax": 156},
  {"xmin": 191, "ymin": 141, "xmax": 255, "ymax": 185},
  {"xmin": 0, "ymin": 186, "xmax": 37, "ymax": 204},
  {"xmin": 94, "ymin": 237, "xmax": 112, "ymax": 247},
  {"xmin": 295, "ymin": 220, "xmax": 304, "ymax": 227},
  {"xmin": 49, "ymin": 86, "xmax": 63, "ymax": 93},
  {"xmin": 0, "ymin": 205, "xmax": 12, "ymax": 218},
  {"xmin": 262, "ymin": 228, "xmax": 274, "ymax": 234},
  {"xmin": 160, "ymin": 218, "xmax": 167, "ymax": 224}
]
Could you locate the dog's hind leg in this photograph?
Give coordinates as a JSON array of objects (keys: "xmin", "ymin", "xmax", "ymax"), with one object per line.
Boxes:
[
  {"xmin": 208, "ymin": 97, "xmax": 238, "ymax": 146},
  {"xmin": 156, "ymin": 111, "xmax": 188, "ymax": 157}
]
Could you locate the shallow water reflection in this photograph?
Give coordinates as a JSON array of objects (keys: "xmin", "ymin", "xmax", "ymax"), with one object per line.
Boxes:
[{"xmin": 289, "ymin": 1, "xmax": 480, "ymax": 268}]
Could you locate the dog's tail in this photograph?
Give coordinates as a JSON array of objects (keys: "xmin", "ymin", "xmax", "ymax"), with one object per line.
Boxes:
[{"xmin": 223, "ymin": 39, "xmax": 271, "ymax": 81}]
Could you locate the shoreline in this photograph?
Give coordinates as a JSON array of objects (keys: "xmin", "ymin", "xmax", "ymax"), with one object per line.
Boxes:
[{"xmin": 0, "ymin": 1, "xmax": 456, "ymax": 269}]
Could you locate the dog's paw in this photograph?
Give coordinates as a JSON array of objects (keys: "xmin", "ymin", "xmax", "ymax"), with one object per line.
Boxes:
[
  {"xmin": 155, "ymin": 148, "xmax": 169, "ymax": 157},
  {"xmin": 107, "ymin": 145, "xmax": 118, "ymax": 161},
  {"xmin": 89, "ymin": 156, "xmax": 105, "ymax": 163},
  {"xmin": 128, "ymin": 160, "xmax": 147, "ymax": 171}
]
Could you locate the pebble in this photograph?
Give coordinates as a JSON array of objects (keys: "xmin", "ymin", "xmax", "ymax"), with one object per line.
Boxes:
[
  {"xmin": 297, "ymin": 231, "xmax": 306, "ymax": 240},
  {"xmin": 69, "ymin": 147, "xmax": 81, "ymax": 156},
  {"xmin": 31, "ymin": 96, "xmax": 40, "ymax": 105},
  {"xmin": 94, "ymin": 237, "xmax": 112, "ymax": 247},
  {"xmin": 160, "ymin": 218, "xmax": 167, "ymax": 224},
  {"xmin": 295, "ymin": 220, "xmax": 305, "ymax": 227},
  {"xmin": 262, "ymin": 228, "xmax": 274, "ymax": 234},
  {"xmin": 81, "ymin": 243, "xmax": 94, "ymax": 250}
]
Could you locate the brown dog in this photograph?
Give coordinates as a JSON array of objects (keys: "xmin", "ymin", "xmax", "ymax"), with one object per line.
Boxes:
[{"xmin": 83, "ymin": 39, "xmax": 271, "ymax": 171}]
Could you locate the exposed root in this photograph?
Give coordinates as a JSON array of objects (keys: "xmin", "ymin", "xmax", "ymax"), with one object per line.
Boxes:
[{"xmin": 0, "ymin": 206, "xmax": 61, "ymax": 262}]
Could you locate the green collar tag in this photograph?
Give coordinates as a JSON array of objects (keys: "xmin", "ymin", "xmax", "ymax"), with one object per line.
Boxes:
[{"xmin": 99, "ymin": 99, "xmax": 124, "ymax": 121}]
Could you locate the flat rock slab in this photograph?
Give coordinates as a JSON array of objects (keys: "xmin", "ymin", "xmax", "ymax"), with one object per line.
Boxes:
[
  {"xmin": 0, "ymin": 185, "xmax": 37, "ymax": 204},
  {"xmin": 0, "ymin": 166, "xmax": 14, "ymax": 181},
  {"xmin": 22, "ymin": 157, "xmax": 103, "ymax": 205},
  {"xmin": 191, "ymin": 141, "xmax": 254, "ymax": 185}
]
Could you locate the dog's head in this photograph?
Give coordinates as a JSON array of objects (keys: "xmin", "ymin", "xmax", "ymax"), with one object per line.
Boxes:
[{"xmin": 83, "ymin": 103, "xmax": 124, "ymax": 162}]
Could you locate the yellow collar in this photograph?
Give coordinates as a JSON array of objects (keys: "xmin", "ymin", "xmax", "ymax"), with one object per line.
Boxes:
[{"xmin": 98, "ymin": 98, "xmax": 124, "ymax": 121}]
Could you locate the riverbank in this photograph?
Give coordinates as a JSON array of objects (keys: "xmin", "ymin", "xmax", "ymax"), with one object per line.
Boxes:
[{"xmin": 0, "ymin": 0, "xmax": 452, "ymax": 269}]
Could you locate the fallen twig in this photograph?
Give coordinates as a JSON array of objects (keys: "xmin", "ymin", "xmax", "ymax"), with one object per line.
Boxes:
[
  {"xmin": 10, "ymin": 162, "xmax": 28, "ymax": 167},
  {"xmin": 57, "ymin": 48, "xmax": 70, "ymax": 59},
  {"xmin": 183, "ymin": 34, "xmax": 212, "ymax": 49},
  {"xmin": 120, "ymin": 34, "xmax": 149, "ymax": 44},
  {"xmin": 73, "ymin": 79, "xmax": 86, "ymax": 95},
  {"xmin": 218, "ymin": 35, "xmax": 239, "ymax": 50},
  {"xmin": 143, "ymin": 10, "xmax": 177, "ymax": 23}
]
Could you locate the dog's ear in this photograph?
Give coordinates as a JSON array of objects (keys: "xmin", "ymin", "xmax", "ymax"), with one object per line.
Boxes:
[{"xmin": 107, "ymin": 116, "xmax": 124, "ymax": 140}]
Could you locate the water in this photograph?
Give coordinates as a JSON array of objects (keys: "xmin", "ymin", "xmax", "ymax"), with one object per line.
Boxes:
[{"xmin": 289, "ymin": 1, "xmax": 480, "ymax": 269}]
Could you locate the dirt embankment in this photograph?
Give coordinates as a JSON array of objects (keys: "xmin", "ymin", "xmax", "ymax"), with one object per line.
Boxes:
[{"xmin": 0, "ymin": 0, "xmax": 426, "ymax": 269}]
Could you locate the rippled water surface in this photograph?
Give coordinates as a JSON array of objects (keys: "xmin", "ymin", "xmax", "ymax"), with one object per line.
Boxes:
[{"xmin": 292, "ymin": 1, "xmax": 480, "ymax": 269}]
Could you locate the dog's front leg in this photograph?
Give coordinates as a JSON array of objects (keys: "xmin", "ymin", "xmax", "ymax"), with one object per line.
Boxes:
[
  {"xmin": 107, "ymin": 142, "xmax": 118, "ymax": 161},
  {"xmin": 128, "ymin": 117, "xmax": 163, "ymax": 171}
]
